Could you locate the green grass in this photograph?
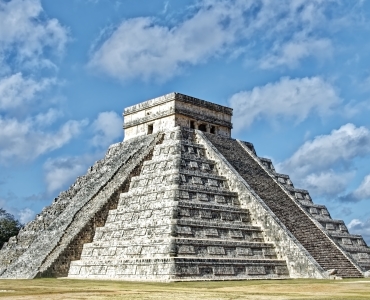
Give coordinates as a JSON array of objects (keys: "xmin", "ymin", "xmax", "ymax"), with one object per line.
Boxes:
[{"xmin": 0, "ymin": 278, "xmax": 369, "ymax": 299}]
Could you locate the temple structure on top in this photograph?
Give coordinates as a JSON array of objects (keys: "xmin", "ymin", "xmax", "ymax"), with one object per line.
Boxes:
[
  {"xmin": 0, "ymin": 93, "xmax": 369, "ymax": 281},
  {"xmin": 123, "ymin": 93, "xmax": 232, "ymax": 139}
]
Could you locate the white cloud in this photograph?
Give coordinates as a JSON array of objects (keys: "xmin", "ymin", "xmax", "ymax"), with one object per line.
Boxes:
[
  {"xmin": 0, "ymin": 1, "xmax": 74, "ymax": 165},
  {"xmin": 348, "ymin": 218, "xmax": 370, "ymax": 244},
  {"xmin": 0, "ymin": 73, "xmax": 55, "ymax": 111},
  {"xmin": 41, "ymin": 112, "xmax": 122, "ymax": 194},
  {"xmin": 260, "ymin": 38, "xmax": 332, "ymax": 69},
  {"xmin": 43, "ymin": 155, "xmax": 97, "ymax": 194},
  {"xmin": 353, "ymin": 175, "xmax": 370, "ymax": 200},
  {"xmin": 0, "ymin": 115, "xmax": 88, "ymax": 164},
  {"xmin": 88, "ymin": 0, "xmax": 354, "ymax": 81},
  {"xmin": 42, "ymin": 111, "xmax": 123, "ymax": 194},
  {"xmin": 342, "ymin": 100, "xmax": 370, "ymax": 118},
  {"xmin": 229, "ymin": 77, "xmax": 340, "ymax": 131},
  {"xmin": 18, "ymin": 208, "xmax": 35, "ymax": 224},
  {"xmin": 277, "ymin": 123, "xmax": 370, "ymax": 198},
  {"xmin": 305, "ymin": 171, "xmax": 354, "ymax": 197},
  {"xmin": 91, "ymin": 111, "xmax": 123, "ymax": 148},
  {"xmin": 362, "ymin": 75, "xmax": 370, "ymax": 91},
  {"xmin": 279, "ymin": 123, "xmax": 370, "ymax": 176},
  {"xmin": 88, "ymin": 1, "xmax": 242, "ymax": 81},
  {"xmin": 0, "ymin": 0, "xmax": 68, "ymax": 70}
]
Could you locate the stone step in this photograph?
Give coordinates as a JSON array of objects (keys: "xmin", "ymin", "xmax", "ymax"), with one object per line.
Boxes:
[
  {"xmin": 181, "ymin": 143, "xmax": 206, "ymax": 151},
  {"xmin": 311, "ymin": 214, "xmax": 332, "ymax": 221},
  {"xmin": 114, "ymin": 202, "xmax": 176, "ymax": 213},
  {"xmin": 177, "ymin": 201, "xmax": 248, "ymax": 213},
  {"xmin": 179, "ymin": 156, "xmax": 216, "ymax": 166},
  {"xmin": 81, "ymin": 239, "xmax": 172, "ymax": 250},
  {"xmin": 358, "ymin": 262, "xmax": 370, "ymax": 270},
  {"xmin": 179, "ymin": 183, "xmax": 230, "ymax": 194},
  {"xmin": 141, "ymin": 159, "xmax": 180, "ymax": 174},
  {"xmin": 175, "ymin": 224, "xmax": 263, "ymax": 241},
  {"xmin": 179, "ymin": 174, "xmax": 227, "ymax": 188},
  {"xmin": 258, "ymin": 157, "xmax": 275, "ymax": 171},
  {"xmin": 178, "ymin": 192, "xmax": 239, "ymax": 206},
  {"xmin": 340, "ymin": 245, "xmax": 370, "ymax": 253},
  {"xmin": 98, "ymin": 224, "xmax": 171, "ymax": 234},
  {"xmin": 179, "ymin": 170, "xmax": 226, "ymax": 181},
  {"xmin": 178, "ymin": 187, "xmax": 238, "ymax": 198},
  {"xmin": 69, "ymin": 257, "xmax": 289, "ymax": 280},
  {"xmin": 173, "ymin": 257, "xmax": 289, "ymax": 279},
  {"xmin": 316, "ymin": 217, "xmax": 343, "ymax": 223},
  {"xmin": 80, "ymin": 244, "xmax": 171, "ymax": 258},
  {"xmin": 174, "ymin": 238, "xmax": 276, "ymax": 258},
  {"xmin": 299, "ymin": 203, "xmax": 327, "ymax": 210},
  {"xmin": 331, "ymin": 233, "xmax": 363, "ymax": 246},
  {"xmin": 79, "ymin": 240, "xmax": 277, "ymax": 259},
  {"xmin": 205, "ymin": 133, "xmax": 363, "ymax": 278},
  {"xmin": 175, "ymin": 219, "xmax": 261, "ymax": 231},
  {"xmin": 176, "ymin": 210, "xmax": 250, "ymax": 223}
]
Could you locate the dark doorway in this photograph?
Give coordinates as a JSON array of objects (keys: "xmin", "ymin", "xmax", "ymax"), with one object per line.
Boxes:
[
  {"xmin": 198, "ymin": 124, "xmax": 207, "ymax": 132},
  {"xmin": 190, "ymin": 121, "xmax": 195, "ymax": 129},
  {"xmin": 147, "ymin": 124, "xmax": 153, "ymax": 134},
  {"xmin": 210, "ymin": 126, "xmax": 216, "ymax": 134}
]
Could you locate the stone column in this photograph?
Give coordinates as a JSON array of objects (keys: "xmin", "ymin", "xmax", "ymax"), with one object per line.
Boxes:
[{"xmin": 206, "ymin": 124, "xmax": 211, "ymax": 133}]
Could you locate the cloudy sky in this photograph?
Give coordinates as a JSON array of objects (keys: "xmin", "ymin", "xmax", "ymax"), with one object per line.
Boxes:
[{"xmin": 0, "ymin": 0, "xmax": 370, "ymax": 242}]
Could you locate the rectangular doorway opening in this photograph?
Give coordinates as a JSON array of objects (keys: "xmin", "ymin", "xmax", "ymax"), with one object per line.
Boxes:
[
  {"xmin": 190, "ymin": 121, "xmax": 195, "ymax": 129},
  {"xmin": 198, "ymin": 124, "xmax": 207, "ymax": 132},
  {"xmin": 147, "ymin": 124, "xmax": 154, "ymax": 134}
]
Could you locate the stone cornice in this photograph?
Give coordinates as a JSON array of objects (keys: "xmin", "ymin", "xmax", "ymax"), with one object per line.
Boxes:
[
  {"xmin": 176, "ymin": 93, "xmax": 233, "ymax": 115},
  {"xmin": 124, "ymin": 92, "xmax": 233, "ymax": 116},
  {"xmin": 123, "ymin": 107, "xmax": 233, "ymax": 129},
  {"xmin": 123, "ymin": 109, "xmax": 174, "ymax": 129}
]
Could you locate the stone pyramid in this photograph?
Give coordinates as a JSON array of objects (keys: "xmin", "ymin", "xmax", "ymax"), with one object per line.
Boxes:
[{"xmin": 0, "ymin": 93, "xmax": 369, "ymax": 280}]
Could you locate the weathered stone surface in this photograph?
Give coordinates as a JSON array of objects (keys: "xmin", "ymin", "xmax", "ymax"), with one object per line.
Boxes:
[
  {"xmin": 202, "ymin": 132, "xmax": 364, "ymax": 278},
  {"xmin": 1, "ymin": 92, "xmax": 368, "ymax": 280},
  {"xmin": 260, "ymin": 156, "xmax": 370, "ymax": 273},
  {"xmin": 0, "ymin": 133, "xmax": 162, "ymax": 278},
  {"xmin": 68, "ymin": 128, "xmax": 289, "ymax": 281}
]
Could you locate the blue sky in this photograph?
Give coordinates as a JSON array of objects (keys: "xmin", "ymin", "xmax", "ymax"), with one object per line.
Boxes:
[{"xmin": 1, "ymin": 0, "xmax": 370, "ymax": 242}]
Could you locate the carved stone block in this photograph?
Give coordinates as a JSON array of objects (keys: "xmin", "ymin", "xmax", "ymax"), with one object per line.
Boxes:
[
  {"xmin": 207, "ymin": 246, "xmax": 225, "ymax": 255},
  {"xmin": 246, "ymin": 266, "xmax": 266, "ymax": 275}
]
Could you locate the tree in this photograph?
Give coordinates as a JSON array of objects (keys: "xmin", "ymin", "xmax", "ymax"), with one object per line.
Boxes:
[{"xmin": 0, "ymin": 208, "xmax": 22, "ymax": 249}]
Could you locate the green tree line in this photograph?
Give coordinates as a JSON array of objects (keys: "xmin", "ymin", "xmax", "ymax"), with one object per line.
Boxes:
[{"xmin": 0, "ymin": 208, "xmax": 22, "ymax": 249}]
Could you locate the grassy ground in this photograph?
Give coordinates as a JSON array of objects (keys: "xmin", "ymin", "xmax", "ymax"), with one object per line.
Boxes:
[{"xmin": 0, "ymin": 278, "xmax": 369, "ymax": 300}]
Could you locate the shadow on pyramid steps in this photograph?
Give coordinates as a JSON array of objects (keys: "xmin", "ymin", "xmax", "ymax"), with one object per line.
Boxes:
[{"xmin": 0, "ymin": 92, "xmax": 368, "ymax": 280}]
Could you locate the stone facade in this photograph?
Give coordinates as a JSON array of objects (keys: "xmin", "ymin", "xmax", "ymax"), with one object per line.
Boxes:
[
  {"xmin": 123, "ymin": 93, "xmax": 232, "ymax": 140},
  {"xmin": 0, "ymin": 93, "xmax": 368, "ymax": 280},
  {"xmin": 68, "ymin": 128, "xmax": 290, "ymax": 280}
]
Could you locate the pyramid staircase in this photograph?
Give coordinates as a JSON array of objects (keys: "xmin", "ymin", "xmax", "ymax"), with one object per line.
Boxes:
[
  {"xmin": 68, "ymin": 128, "xmax": 290, "ymax": 280},
  {"xmin": 1, "ymin": 92, "xmax": 368, "ymax": 280},
  {"xmin": 269, "ymin": 167, "xmax": 370, "ymax": 272},
  {"xmin": 202, "ymin": 132, "xmax": 364, "ymax": 278}
]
